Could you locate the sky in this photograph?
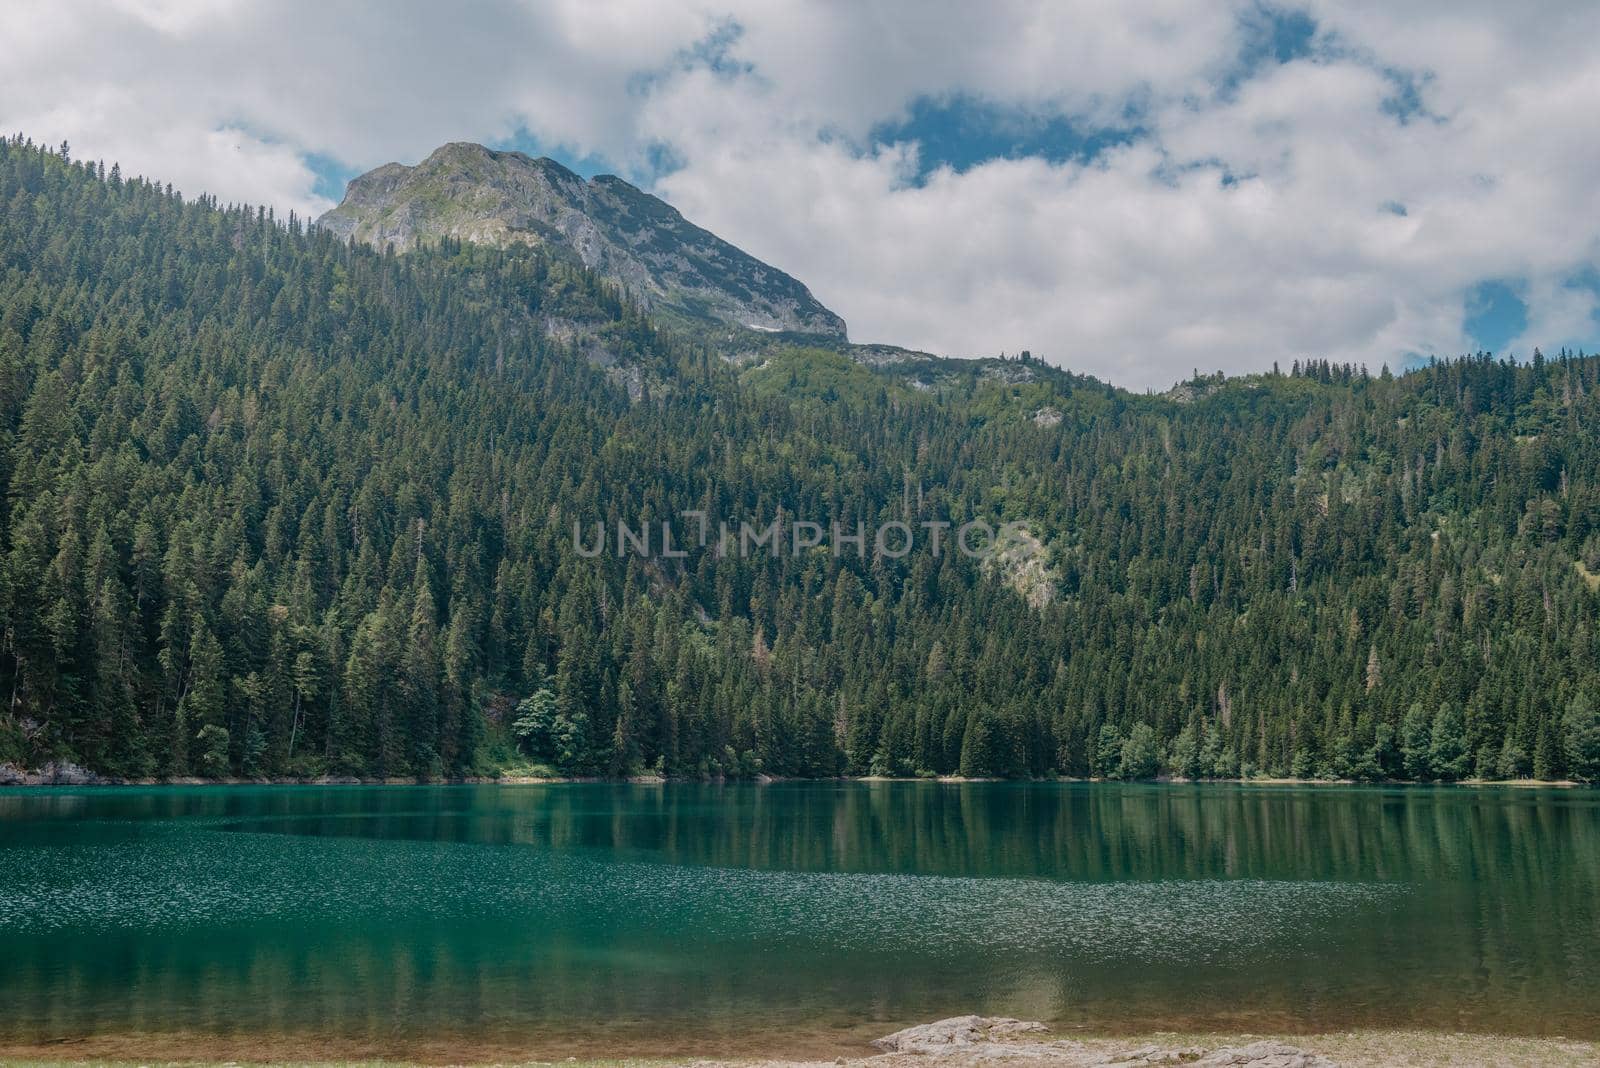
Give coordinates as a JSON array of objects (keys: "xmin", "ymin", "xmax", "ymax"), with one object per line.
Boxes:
[{"xmin": 3, "ymin": 1, "xmax": 1599, "ymax": 389}]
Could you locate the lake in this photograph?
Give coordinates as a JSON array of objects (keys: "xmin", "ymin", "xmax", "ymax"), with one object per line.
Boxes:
[{"xmin": 1, "ymin": 782, "xmax": 1597, "ymax": 1059}]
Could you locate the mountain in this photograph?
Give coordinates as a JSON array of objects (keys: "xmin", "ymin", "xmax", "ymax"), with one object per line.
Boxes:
[
  {"xmin": 3, "ymin": 136, "xmax": 1600, "ymax": 785},
  {"xmin": 316, "ymin": 142, "xmax": 846, "ymax": 339}
]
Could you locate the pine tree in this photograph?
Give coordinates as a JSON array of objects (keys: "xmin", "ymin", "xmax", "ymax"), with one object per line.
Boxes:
[
  {"xmin": 1094, "ymin": 723, "xmax": 1124, "ymax": 779},
  {"xmin": 1401, "ymin": 702, "xmax": 1434, "ymax": 780},
  {"xmin": 1119, "ymin": 723, "xmax": 1159, "ymax": 780},
  {"xmin": 1428, "ymin": 702, "xmax": 1471, "ymax": 781},
  {"xmin": 1563, "ymin": 692, "xmax": 1600, "ymax": 782}
]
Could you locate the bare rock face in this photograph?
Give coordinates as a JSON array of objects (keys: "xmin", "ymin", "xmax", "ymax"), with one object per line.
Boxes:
[
  {"xmin": 0, "ymin": 760, "xmax": 101, "ymax": 785},
  {"xmin": 1032, "ymin": 407, "xmax": 1063, "ymax": 428},
  {"xmin": 982, "ymin": 525, "xmax": 1060, "ymax": 610},
  {"xmin": 317, "ymin": 142, "xmax": 846, "ymax": 339},
  {"xmin": 868, "ymin": 1018, "xmax": 1337, "ymax": 1067}
]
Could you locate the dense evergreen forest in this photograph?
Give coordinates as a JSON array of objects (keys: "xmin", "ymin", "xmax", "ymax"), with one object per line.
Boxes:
[{"xmin": 2, "ymin": 136, "xmax": 1599, "ymax": 783}]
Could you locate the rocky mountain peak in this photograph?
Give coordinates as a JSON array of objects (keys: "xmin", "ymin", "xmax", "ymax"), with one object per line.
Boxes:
[{"xmin": 316, "ymin": 142, "xmax": 846, "ymax": 338}]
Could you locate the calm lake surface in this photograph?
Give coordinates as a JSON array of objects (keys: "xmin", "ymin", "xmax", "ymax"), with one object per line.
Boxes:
[{"xmin": 2, "ymin": 782, "xmax": 1598, "ymax": 1057}]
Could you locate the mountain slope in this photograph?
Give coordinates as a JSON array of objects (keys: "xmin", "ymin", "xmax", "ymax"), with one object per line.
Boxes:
[
  {"xmin": 316, "ymin": 142, "xmax": 846, "ymax": 338},
  {"xmin": 3, "ymin": 137, "xmax": 1600, "ymax": 785}
]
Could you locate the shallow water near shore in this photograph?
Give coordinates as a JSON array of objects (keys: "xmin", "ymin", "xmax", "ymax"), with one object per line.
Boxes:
[{"xmin": 1, "ymin": 781, "xmax": 1597, "ymax": 1059}]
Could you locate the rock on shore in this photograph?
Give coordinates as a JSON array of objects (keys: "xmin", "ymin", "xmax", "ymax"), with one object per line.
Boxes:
[{"xmin": 866, "ymin": 1016, "xmax": 1336, "ymax": 1066}]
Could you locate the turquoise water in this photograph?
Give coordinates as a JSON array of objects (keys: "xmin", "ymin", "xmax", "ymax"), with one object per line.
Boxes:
[{"xmin": 1, "ymin": 782, "xmax": 1597, "ymax": 1057}]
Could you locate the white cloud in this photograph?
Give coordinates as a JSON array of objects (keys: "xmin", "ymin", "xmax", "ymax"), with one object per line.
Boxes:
[
  {"xmin": 703, "ymin": 1, "xmax": 1244, "ymax": 138},
  {"xmin": 0, "ymin": 0, "xmax": 718, "ymax": 215},
  {"xmin": 2, "ymin": 0, "xmax": 1598, "ymax": 387}
]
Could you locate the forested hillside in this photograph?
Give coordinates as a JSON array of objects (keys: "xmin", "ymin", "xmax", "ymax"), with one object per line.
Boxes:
[{"xmin": 2, "ymin": 136, "xmax": 1599, "ymax": 783}]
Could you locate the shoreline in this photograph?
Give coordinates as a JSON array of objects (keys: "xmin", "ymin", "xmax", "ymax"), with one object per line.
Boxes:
[
  {"xmin": 2, "ymin": 1021, "xmax": 1596, "ymax": 1067},
  {"xmin": 0, "ymin": 764, "xmax": 1586, "ymax": 789}
]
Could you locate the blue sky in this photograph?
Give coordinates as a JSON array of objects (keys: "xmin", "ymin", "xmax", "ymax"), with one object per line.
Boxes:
[
  {"xmin": 7, "ymin": 1, "xmax": 1599, "ymax": 387},
  {"xmin": 868, "ymin": 95, "xmax": 1143, "ymax": 180},
  {"xmin": 1463, "ymin": 281, "xmax": 1529, "ymax": 356}
]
